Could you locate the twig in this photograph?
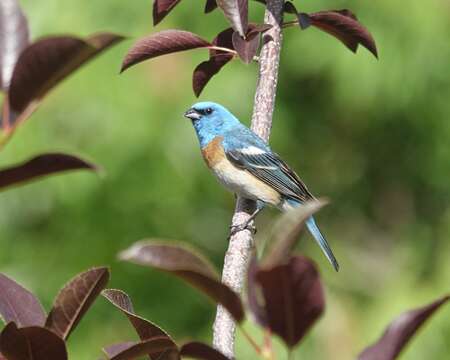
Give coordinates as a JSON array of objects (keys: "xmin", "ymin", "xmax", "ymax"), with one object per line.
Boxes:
[
  {"xmin": 212, "ymin": 0, "xmax": 285, "ymax": 358},
  {"xmin": 208, "ymin": 45, "xmax": 238, "ymax": 55},
  {"xmin": 239, "ymin": 325, "xmax": 262, "ymax": 355},
  {"xmin": 282, "ymin": 20, "xmax": 299, "ymax": 28}
]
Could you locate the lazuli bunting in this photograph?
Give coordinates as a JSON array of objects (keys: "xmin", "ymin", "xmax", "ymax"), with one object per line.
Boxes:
[{"xmin": 184, "ymin": 101, "xmax": 339, "ymax": 271}]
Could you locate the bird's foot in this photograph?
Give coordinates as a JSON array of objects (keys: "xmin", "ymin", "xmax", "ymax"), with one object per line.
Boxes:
[{"xmin": 228, "ymin": 222, "xmax": 257, "ymax": 239}]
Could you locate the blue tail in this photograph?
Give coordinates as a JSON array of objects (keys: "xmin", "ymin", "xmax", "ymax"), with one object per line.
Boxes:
[
  {"xmin": 305, "ymin": 217, "xmax": 339, "ymax": 271},
  {"xmin": 286, "ymin": 199, "xmax": 339, "ymax": 271}
]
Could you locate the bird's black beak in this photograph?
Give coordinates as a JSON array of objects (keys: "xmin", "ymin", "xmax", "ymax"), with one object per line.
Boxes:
[{"xmin": 184, "ymin": 108, "xmax": 201, "ymax": 120}]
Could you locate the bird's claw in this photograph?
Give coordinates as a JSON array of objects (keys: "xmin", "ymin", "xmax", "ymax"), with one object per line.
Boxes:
[{"xmin": 228, "ymin": 222, "xmax": 257, "ymax": 239}]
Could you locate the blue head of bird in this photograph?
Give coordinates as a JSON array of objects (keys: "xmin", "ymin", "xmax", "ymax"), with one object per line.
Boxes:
[{"xmin": 184, "ymin": 102, "xmax": 240, "ymax": 148}]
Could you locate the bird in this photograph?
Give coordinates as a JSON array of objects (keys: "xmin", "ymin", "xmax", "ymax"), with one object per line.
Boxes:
[{"xmin": 184, "ymin": 101, "xmax": 339, "ymax": 271}]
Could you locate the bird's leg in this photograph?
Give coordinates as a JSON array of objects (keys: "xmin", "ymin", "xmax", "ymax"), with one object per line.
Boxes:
[{"xmin": 229, "ymin": 201, "xmax": 264, "ymax": 238}]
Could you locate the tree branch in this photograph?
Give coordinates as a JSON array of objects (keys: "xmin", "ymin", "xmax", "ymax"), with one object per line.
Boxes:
[{"xmin": 212, "ymin": 0, "xmax": 285, "ymax": 357}]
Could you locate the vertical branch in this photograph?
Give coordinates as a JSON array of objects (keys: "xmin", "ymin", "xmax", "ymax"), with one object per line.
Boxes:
[{"xmin": 212, "ymin": 0, "xmax": 285, "ymax": 357}]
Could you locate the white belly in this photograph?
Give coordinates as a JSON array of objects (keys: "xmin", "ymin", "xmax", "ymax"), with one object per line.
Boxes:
[{"xmin": 211, "ymin": 158, "xmax": 281, "ymax": 206}]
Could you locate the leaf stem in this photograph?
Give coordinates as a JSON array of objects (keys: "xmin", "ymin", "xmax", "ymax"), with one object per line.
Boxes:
[
  {"xmin": 282, "ymin": 20, "xmax": 299, "ymax": 28},
  {"xmin": 208, "ymin": 45, "xmax": 237, "ymax": 55}
]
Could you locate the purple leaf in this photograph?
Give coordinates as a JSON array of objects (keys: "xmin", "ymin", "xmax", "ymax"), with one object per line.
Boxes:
[
  {"xmin": 0, "ymin": 153, "xmax": 99, "ymax": 191},
  {"xmin": 193, "ymin": 28, "xmax": 235, "ymax": 97},
  {"xmin": 180, "ymin": 341, "xmax": 231, "ymax": 360},
  {"xmin": 358, "ymin": 295, "xmax": 449, "ymax": 360},
  {"xmin": 298, "ymin": 13, "xmax": 311, "ymax": 30},
  {"xmin": 232, "ymin": 24, "xmax": 271, "ymax": 64},
  {"xmin": 283, "ymin": 2, "xmax": 310, "ymax": 29},
  {"xmin": 249, "ymin": 256, "xmax": 325, "ymax": 348},
  {"xmin": 153, "ymin": 0, "xmax": 182, "ymax": 26},
  {"xmin": 0, "ymin": 274, "xmax": 46, "ymax": 328},
  {"xmin": 211, "ymin": 27, "xmax": 235, "ymax": 52},
  {"xmin": 102, "ymin": 289, "xmax": 178, "ymax": 360},
  {"xmin": 0, "ymin": 322, "xmax": 68, "ymax": 360},
  {"xmin": 0, "ymin": 32, "xmax": 123, "ymax": 144},
  {"xmin": 216, "ymin": 0, "xmax": 248, "ymax": 37},
  {"xmin": 283, "ymin": 1, "xmax": 297, "ymax": 15},
  {"xmin": 0, "ymin": 322, "xmax": 30, "ymax": 360},
  {"xmin": 0, "ymin": 0, "xmax": 29, "ymax": 90},
  {"xmin": 204, "ymin": 0, "xmax": 217, "ymax": 13},
  {"xmin": 121, "ymin": 30, "xmax": 211, "ymax": 73},
  {"xmin": 303, "ymin": 10, "xmax": 377, "ymax": 58},
  {"xmin": 104, "ymin": 337, "xmax": 178, "ymax": 360},
  {"xmin": 45, "ymin": 267, "xmax": 110, "ymax": 340},
  {"xmin": 193, "ymin": 58, "xmax": 232, "ymax": 97},
  {"xmin": 263, "ymin": 200, "xmax": 327, "ymax": 268},
  {"xmin": 119, "ymin": 241, "xmax": 244, "ymax": 322},
  {"xmin": 103, "ymin": 342, "xmax": 138, "ymax": 358},
  {"xmin": 193, "ymin": 24, "xmax": 270, "ymax": 95},
  {"xmin": 232, "ymin": 31, "xmax": 258, "ymax": 64}
]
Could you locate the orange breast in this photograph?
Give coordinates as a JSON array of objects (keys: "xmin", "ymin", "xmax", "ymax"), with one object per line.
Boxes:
[{"xmin": 201, "ymin": 136, "xmax": 225, "ymax": 168}]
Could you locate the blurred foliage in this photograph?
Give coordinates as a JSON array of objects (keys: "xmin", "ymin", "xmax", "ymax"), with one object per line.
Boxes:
[{"xmin": 0, "ymin": 0, "xmax": 449, "ymax": 359}]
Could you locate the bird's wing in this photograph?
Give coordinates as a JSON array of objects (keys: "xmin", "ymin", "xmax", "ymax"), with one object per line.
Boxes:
[{"xmin": 225, "ymin": 146, "xmax": 314, "ymax": 203}]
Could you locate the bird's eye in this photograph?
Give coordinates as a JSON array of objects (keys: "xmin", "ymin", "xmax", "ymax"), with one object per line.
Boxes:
[{"xmin": 205, "ymin": 108, "xmax": 213, "ymax": 115}]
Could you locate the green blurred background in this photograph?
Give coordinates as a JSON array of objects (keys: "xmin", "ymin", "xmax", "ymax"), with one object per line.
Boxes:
[{"xmin": 1, "ymin": 0, "xmax": 449, "ymax": 358}]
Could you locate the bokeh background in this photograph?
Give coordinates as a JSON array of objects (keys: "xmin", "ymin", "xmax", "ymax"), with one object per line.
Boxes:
[{"xmin": 1, "ymin": 0, "xmax": 449, "ymax": 358}]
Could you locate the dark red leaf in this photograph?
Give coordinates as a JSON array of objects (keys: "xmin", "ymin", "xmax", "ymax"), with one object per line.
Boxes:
[
  {"xmin": 204, "ymin": 0, "xmax": 217, "ymax": 13},
  {"xmin": 0, "ymin": 322, "xmax": 31, "ymax": 360},
  {"xmin": 45, "ymin": 267, "xmax": 110, "ymax": 340},
  {"xmin": 0, "ymin": 153, "xmax": 99, "ymax": 191},
  {"xmin": 102, "ymin": 289, "xmax": 178, "ymax": 360},
  {"xmin": 0, "ymin": 0, "xmax": 29, "ymax": 90},
  {"xmin": 216, "ymin": 0, "xmax": 248, "ymax": 37},
  {"xmin": 263, "ymin": 200, "xmax": 327, "ymax": 268},
  {"xmin": 304, "ymin": 10, "xmax": 377, "ymax": 58},
  {"xmin": 5, "ymin": 33, "xmax": 123, "ymax": 126},
  {"xmin": 121, "ymin": 30, "xmax": 211, "ymax": 73},
  {"xmin": 232, "ymin": 31, "xmax": 258, "ymax": 64},
  {"xmin": 21, "ymin": 327, "xmax": 68, "ymax": 360},
  {"xmin": 251, "ymin": 256, "xmax": 325, "ymax": 348},
  {"xmin": 232, "ymin": 24, "xmax": 272, "ymax": 64},
  {"xmin": 249, "ymin": 24, "xmax": 273, "ymax": 34},
  {"xmin": 193, "ymin": 27, "xmax": 235, "ymax": 97},
  {"xmin": 212, "ymin": 27, "xmax": 235, "ymax": 50},
  {"xmin": 105, "ymin": 337, "xmax": 178, "ymax": 360},
  {"xmin": 0, "ymin": 323, "xmax": 68, "ymax": 360},
  {"xmin": 298, "ymin": 13, "xmax": 311, "ymax": 30},
  {"xmin": 231, "ymin": 32, "xmax": 251, "ymax": 62},
  {"xmin": 192, "ymin": 24, "xmax": 270, "ymax": 95},
  {"xmin": 333, "ymin": 9, "xmax": 358, "ymax": 20},
  {"xmin": 180, "ymin": 342, "xmax": 230, "ymax": 360},
  {"xmin": 283, "ymin": 2, "xmax": 310, "ymax": 29},
  {"xmin": 358, "ymin": 295, "xmax": 449, "ymax": 360},
  {"xmin": 0, "ymin": 274, "xmax": 46, "ymax": 328},
  {"xmin": 153, "ymin": 0, "xmax": 182, "ymax": 26},
  {"xmin": 101, "ymin": 289, "xmax": 171, "ymax": 340},
  {"xmin": 283, "ymin": 1, "xmax": 297, "ymax": 15},
  {"xmin": 120, "ymin": 241, "xmax": 244, "ymax": 322},
  {"xmin": 193, "ymin": 58, "xmax": 231, "ymax": 97},
  {"xmin": 88, "ymin": 32, "xmax": 126, "ymax": 52},
  {"xmin": 103, "ymin": 342, "xmax": 137, "ymax": 358}
]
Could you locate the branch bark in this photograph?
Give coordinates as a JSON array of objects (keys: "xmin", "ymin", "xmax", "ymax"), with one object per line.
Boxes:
[{"xmin": 212, "ymin": 0, "xmax": 285, "ymax": 357}]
